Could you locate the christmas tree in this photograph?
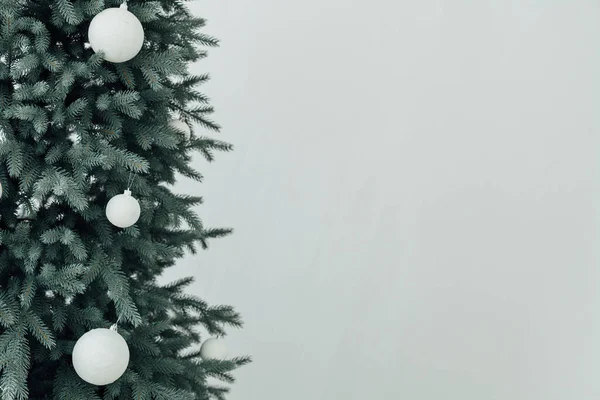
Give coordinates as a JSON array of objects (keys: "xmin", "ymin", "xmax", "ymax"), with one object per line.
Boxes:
[{"xmin": 0, "ymin": 0, "xmax": 248, "ymax": 398}]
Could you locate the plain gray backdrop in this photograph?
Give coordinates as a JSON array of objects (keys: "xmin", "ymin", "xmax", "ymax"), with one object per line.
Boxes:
[{"xmin": 161, "ymin": 0, "xmax": 600, "ymax": 399}]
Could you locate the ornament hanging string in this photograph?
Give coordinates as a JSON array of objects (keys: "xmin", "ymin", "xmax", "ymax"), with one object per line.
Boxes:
[
  {"xmin": 126, "ymin": 171, "xmax": 137, "ymax": 190},
  {"xmin": 111, "ymin": 314, "xmax": 124, "ymax": 332}
]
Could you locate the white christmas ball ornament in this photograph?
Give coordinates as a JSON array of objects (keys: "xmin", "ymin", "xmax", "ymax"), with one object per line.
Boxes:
[
  {"xmin": 106, "ymin": 189, "xmax": 141, "ymax": 228},
  {"xmin": 88, "ymin": 4, "xmax": 144, "ymax": 63},
  {"xmin": 200, "ymin": 338, "xmax": 227, "ymax": 359},
  {"xmin": 169, "ymin": 119, "xmax": 191, "ymax": 141},
  {"xmin": 72, "ymin": 328, "xmax": 130, "ymax": 386}
]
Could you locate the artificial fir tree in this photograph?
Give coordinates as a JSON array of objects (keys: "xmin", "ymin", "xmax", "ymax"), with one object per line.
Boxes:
[{"xmin": 0, "ymin": 0, "xmax": 248, "ymax": 398}]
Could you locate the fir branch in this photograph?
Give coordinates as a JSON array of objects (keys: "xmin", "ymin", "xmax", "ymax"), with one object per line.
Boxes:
[{"xmin": 25, "ymin": 310, "xmax": 56, "ymax": 349}]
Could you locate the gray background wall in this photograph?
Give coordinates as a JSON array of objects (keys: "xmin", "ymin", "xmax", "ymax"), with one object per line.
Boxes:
[{"xmin": 161, "ymin": 1, "xmax": 600, "ymax": 399}]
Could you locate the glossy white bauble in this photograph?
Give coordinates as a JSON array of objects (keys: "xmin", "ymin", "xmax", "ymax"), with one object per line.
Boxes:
[
  {"xmin": 72, "ymin": 328, "xmax": 130, "ymax": 386},
  {"xmin": 200, "ymin": 338, "xmax": 227, "ymax": 359},
  {"xmin": 106, "ymin": 190, "xmax": 141, "ymax": 228},
  {"xmin": 169, "ymin": 119, "xmax": 191, "ymax": 141},
  {"xmin": 88, "ymin": 5, "xmax": 144, "ymax": 63}
]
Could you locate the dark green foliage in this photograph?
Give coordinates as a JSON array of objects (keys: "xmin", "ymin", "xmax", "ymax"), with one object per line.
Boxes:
[{"xmin": 0, "ymin": 0, "xmax": 246, "ymax": 398}]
